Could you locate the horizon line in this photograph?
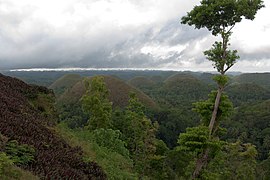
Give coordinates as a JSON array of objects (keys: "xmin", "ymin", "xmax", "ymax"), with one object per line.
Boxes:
[{"xmin": 7, "ymin": 67, "xmax": 242, "ymax": 73}]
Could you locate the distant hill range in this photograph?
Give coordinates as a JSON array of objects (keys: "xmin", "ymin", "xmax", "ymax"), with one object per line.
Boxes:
[
  {"xmin": 3, "ymin": 70, "xmax": 270, "ymax": 108},
  {"xmin": 126, "ymin": 72, "xmax": 270, "ymax": 108},
  {"xmin": 232, "ymin": 73, "xmax": 270, "ymax": 89},
  {"xmin": 0, "ymin": 73, "xmax": 106, "ymax": 179}
]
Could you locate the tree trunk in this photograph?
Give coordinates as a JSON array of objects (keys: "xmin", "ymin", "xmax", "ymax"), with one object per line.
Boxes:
[
  {"xmin": 192, "ymin": 149, "xmax": 209, "ymax": 179},
  {"xmin": 192, "ymin": 85, "xmax": 224, "ymax": 178},
  {"xmin": 208, "ymin": 86, "xmax": 224, "ymax": 135}
]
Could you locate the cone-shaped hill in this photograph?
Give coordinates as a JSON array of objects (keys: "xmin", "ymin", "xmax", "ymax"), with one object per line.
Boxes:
[
  {"xmin": 58, "ymin": 75, "xmax": 158, "ymax": 109},
  {"xmin": 233, "ymin": 73, "xmax": 270, "ymax": 89},
  {"xmin": 127, "ymin": 76, "xmax": 155, "ymax": 88},
  {"xmin": 164, "ymin": 73, "xmax": 210, "ymax": 94},
  {"xmin": 0, "ymin": 73, "xmax": 106, "ymax": 179},
  {"xmin": 157, "ymin": 73, "xmax": 211, "ymax": 106},
  {"xmin": 49, "ymin": 74, "xmax": 83, "ymax": 96},
  {"xmin": 226, "ymin": 83, "xmax": 270, "ymax": 106}
]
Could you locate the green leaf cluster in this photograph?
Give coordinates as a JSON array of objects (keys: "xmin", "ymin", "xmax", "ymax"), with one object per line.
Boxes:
[
  {"xmin": 91, "ymin": 128, "xmax": 130, "ymax": 158},
  {"xmin": 193, "ymin": 91, "xmax": 233, "ymax": 128},
  {"xmin": 178, "ymin": 126, "xmax": 223, "ymax": 156},
  {"xmin": 204, "ymin": 42, "xmax": 239, "ymax": 74},
  {"xmin": 0, "ymin": 152, "xmax": 16, "ymax": 177},
  {"xmin": 81, "ymin": 76, "xmax": 112, "ymax": 130},
  {"xmin": 202, "ymin": 141, "xmax": 258, "ymax": 179},
  {"xmin": 4, "ymin": 140, "xmax": 35, "ymax": 165},
  {"xmin": 181, "ymin": 0, "xmax": 264, "ymax": 35}
]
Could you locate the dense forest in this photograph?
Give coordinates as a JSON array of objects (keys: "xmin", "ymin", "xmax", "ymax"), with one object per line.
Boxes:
[{"xmin": 1, "ymin": 0, "xmax": 269, "ymax": 179}]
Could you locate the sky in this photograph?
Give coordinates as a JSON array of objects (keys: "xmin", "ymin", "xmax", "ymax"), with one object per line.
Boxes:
[{"xmin": 0, "ymin": 0, "xmax": 269, "ymax": 72}]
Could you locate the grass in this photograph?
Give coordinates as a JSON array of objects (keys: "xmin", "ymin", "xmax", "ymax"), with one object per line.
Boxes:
[{"xmin": 55, "ymin": 123, "xmax": 138, "ymax": 180}]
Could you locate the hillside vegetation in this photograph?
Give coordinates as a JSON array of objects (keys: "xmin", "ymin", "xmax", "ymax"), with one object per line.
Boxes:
[
  {"xmin": 1, "ymin": 70, "xmax": 270, "ymax": 179},
  {"xmin": 233, "ymin": 73, "xmax": 270, "ymax": 89},
  {"xmin": 0, "ymin": 73, "xmax": 106, "ymax": 179}
]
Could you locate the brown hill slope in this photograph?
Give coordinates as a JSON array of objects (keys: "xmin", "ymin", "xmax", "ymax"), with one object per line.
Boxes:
[
  {"xmin": 58, "ymin": 75, "xmax": 158, "ymax": 109},
  {"xmin": 49, "ymin": 74, "xmax": 83, "ymax": 96},
  {"xmin": 0, "ymin": 73, "xmax": 106, "ymax": 179}
]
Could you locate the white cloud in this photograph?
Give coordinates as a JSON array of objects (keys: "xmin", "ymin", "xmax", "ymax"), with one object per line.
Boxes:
[
  {"xmin": 0, "ymin": 0, "xmax": 269, "ymax": 72},
  {"xmin": 140, "ymin": 43, "xmax": 186, "ymax": 59}
]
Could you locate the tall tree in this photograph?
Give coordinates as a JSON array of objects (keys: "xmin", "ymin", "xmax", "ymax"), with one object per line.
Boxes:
[
  {"xmin": 122, "ymin": 93, "xmax": 158, "ymax": 178},
  {"xmin": 182, "ymin": 0, "xmax": 264, "ymax": 136},
  {"xmin": 81, "ymin": 76, "xmax": 112, "ymax": 130},
  {"xmin": 181, "ymin": 0, "xmax": 264, "ymax": 178}
]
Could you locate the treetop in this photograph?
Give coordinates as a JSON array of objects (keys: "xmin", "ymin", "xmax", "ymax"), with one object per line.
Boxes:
[{"xmin": 181, "ymin": 0, "xmax": 264, "ymax": 35}]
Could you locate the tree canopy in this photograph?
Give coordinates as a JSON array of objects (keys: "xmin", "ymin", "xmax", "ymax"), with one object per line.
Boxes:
[{"xmin": 181, "ymin": 0, "xmax": 264, "ymax": 36}]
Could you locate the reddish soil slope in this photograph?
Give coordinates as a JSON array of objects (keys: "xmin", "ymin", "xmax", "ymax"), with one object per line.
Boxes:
[{"xmin": 0, "ymin": 74, "xmax": 106, "ymax": 179}]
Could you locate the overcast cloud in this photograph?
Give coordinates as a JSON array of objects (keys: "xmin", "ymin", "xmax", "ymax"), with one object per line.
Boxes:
[{"xmin": 0, "ymin": 0, "xmax": 269, "ymax": 72}]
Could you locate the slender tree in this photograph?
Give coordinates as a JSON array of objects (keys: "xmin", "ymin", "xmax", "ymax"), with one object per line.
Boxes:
[
  {"xmin": 181, "ymin": 0, "xmax": 264, "ymax": 178},
  {"xmin": 124, "ymin": 93, "xmax": 158, "ymax": 179},
  {"xmin": 182, "ymin": 0, "xmax": 264, "ymax": 136},
  {"xmin": 81, "ymin": 76, "xmax": 112, "ymax": 130}
]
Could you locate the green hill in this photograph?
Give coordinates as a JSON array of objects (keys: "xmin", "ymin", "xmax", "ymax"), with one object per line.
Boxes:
[
  {"xmin": 233, "ymin": 73, "xmax": 270, "ymax": 89},
  {"xmin": 163, "ymin": 73, "xmax": 211, "ymax": 106},
  {"xmin": 226, "ymin": 83, "xmax": 270, "ymax": 106}
]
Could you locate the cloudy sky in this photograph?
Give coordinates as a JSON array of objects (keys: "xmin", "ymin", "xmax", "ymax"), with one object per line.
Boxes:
[{"xmin": 0, "ymin": 0, "xmax": 269, "ymax": 72}]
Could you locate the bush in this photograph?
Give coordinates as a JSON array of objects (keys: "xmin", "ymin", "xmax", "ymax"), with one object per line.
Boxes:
[
  {"xmin": 4, "ymin": 140, "xmax": 35, "ymax": 165},
  {"xmin": 91, "ymin": 128, "xmax": 130, "ymax": 158},
  {"xmin": 0, "ymin": 152, "xmax": 20, "ymax": 179}
]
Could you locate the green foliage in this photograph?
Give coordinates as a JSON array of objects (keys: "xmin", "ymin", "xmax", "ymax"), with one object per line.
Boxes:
[
  {"xmin": 81, "ymin": 76, "xmax": 112, "ymax": 130},
  {"xmin": 213, "ymin": 75, "xmax": 229, "ymax": 86},
  {"xmin": 178, "ymin": 126, "xmax": 223, "ymax": 156},
  {"xmin": 233, "ymin": 73, "xmax": 270, "ymax": 89},
  {"xmin": 0, "ymin": 152, "xmax": 15, "ymax": 176},
  {"xmin": 257, "ymin": 152, "xmax": 270, "ymax": 179},
  {"xmin": 202, "ymin": 141, "xmax": 257, "ymax": 180},
  {"xmin": 113, "ymin": 93, "xmax": 159, "ymax": 177},
  {"xmin": 90, "ymin": 128, "xmax": 129, "ymax": 158},
  {"xmin": 222, "ymin": 100, "xmax": 270, "ymax": 160},
  {"xmin": 56, "ymin": 123, "xmax": 137, "ymax": 179},
  {"xmin": 182, "ymin": 0, "xmax": 264, "ymax": 75},
  {"xmin": 181, "ymin": 0, "xmax": 264, "ymax": 36},
  {"xmin": 58, "ymin": 103, "xmax": 88, "ymax": 128},
  {"xmin": 204, "ymin": 41, "xmax": 239, "ymax": 73},
  {"xmin": 226, "ymin": 83, "xmax": 270, "ymax": 107},
  {"xmin": 146, "ymin": 139, "xmax": 171, "ymax": 180},
  {"xmin": 4, "ymin": 140, "xmax": 35, "ymax": 165},
  {"xmin": 193, "ymin": 91, "xmax": 233, "ymax": 129},
  {"xmin": 165, "ymin": 149, "xmax": 194, "ymax": 179},
  {"xmin": 29, "ymin": 93, "xmax": 57, "ymax": 121},
  {"xmin": 127, "ymin": 92, "xmax": 146, "ymax": 115}
]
